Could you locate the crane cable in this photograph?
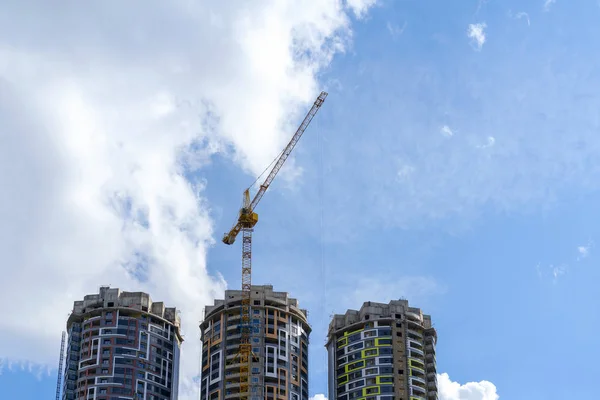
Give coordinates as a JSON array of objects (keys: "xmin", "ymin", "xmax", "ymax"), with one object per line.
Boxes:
[{"xmin": 229, "ymin": 144, "xmax": 287, "ymax": 231}]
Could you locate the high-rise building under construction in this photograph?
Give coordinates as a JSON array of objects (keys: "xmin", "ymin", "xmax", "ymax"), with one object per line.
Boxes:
[
  {"xmin": 326, "ymin": 300, "xmax": 438, "ymax": 400},
  {"xmin": 62, "ymin": 287, "xmax": 183, "ymax": 400},
  {"xmin": 200, "ymin": 285, "xmax": 311, "ymax": 400}
]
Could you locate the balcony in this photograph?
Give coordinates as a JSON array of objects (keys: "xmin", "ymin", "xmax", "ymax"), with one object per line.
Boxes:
[
  {"xmin": 409, "ymin": 358, "xmax": 425, "ymax": 370},
  {"xmin": 409, "ymin": 351, "xmax": 425, "ymax": 361},
  {"xmin": 410, "ymin": 375, "xmax": 427, "ymax": 385},
  {"xmin": 406, "ymin": 311, "xmax": 421, "ymax": 322},
  {"xmin": 407, "ymin": 319, "xmax": 424, "ymax": 329},
  {"xmin": 407, "ymin": 329, "xmax": 423, "ymax": 339},
  {"xmin": 225, "ymin": 391, "xmax": 245, "ymax": 400},
  {"xmin": 411, "ymin": 385, "xmax": 427, "ymax": 396}
]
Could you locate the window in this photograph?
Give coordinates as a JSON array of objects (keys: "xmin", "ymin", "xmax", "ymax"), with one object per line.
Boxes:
[
  {"xmin": 348, "ymin": 379, "xmax": 364, "ymax": 389},
  {"xmin": 252, "ymin": 377, "xmax": 259, "ymax": 383},
  {"xmin": 254, "ymin": 300, "xmax": 260, "ymax": 305},
  {"xmin": 252, "ymin": 367, "xmax": 260, "ymax": 374},
  {"xmin": 347, "ymin": 342, "xmax": 364, "ymax": 352},
  {"xmin": 348, "ymin": 333, "xmax": 361, "ymax": 343},
  {"xmin": 347, "ymin": 361, "xmax": 364, "ymax": 371},
  {"xmin": 253, "ymin": 309, "xmax": 260, "ymax": 314},
  {"xmin": 253, "ymin": 347, "xmax": 259, "ymax": 353},
  {"xmin": 106, "ymin": 312, "xmax": 113, "ymax": 318}
]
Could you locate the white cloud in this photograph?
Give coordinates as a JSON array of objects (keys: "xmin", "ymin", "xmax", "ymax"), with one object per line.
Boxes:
[
  {"xmin": 0, "ymin": 0, "xmax": 377, "ymax": 398},
  {"xmin": 475, "ymin": 0, "xmax": 489, "ymax": 15},
  {"xmin": 387, "ymin": 21, "xmax": 407, "ymax": 39},
  {"xmin": 309, "ymin": 374, "xmax": 500, "ymax": 400},
  {"xmin": 438, "ymin": 373, "xmax": 500, "ymax": 400},
  {"xmin": 544, "ymin": 0, "xmax": 556, "ymax": 12},
  {"xmin": 397, "ymin": 165, "xmax": 416, "ymax": 179},
  {"xmin": 477, "ymin": 136, "xmax": 496, "ymax": 148},
  {"xmin": 515, "ymin": 12, "xmax": 531, "ymax": 26},
  {"xmin": 536, "ymin": 263, "xmax": 568, "ymax": 282},
  {"xmin": 441, "ymin": 125, "xmax": 455, "ymax": 137},
  {"xmin": 347, "ymin": 0, "xmax": 377, "ymax": 18},
  {"xmin": 551, "ymin": 264, "xmax": 568, "ymax": 282},
  {"xmin": 509, "ymin": 10, "xmax": 531, "ymax": 26},
  {"xmin": 577, "ymin": 245, "xmax": 590, "ymax": 259},
  {"xmin": 468, "ymin": 23, "xmax": 487, "ymax": 51},
  {"xmin": 577, "ymin": 240, "xmax": 593, "ymax": 260}
]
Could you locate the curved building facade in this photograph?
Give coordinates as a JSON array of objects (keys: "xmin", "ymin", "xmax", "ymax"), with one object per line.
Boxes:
[
  {"xmin": 62, "ymin": 287, "xmax": 183, "ymax": 400},
  {"xmin": 200, "ymin": 285, "xmax": 310, "ymax": 400},
  {"xmin": 326, "ymin": 300, "xmax": 437, "ymax": 400}
]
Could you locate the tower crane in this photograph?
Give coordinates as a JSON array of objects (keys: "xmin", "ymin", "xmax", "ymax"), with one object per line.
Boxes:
[{"xmin": 222, "ymin": 91, "xmax": 327, "ymax": 400}]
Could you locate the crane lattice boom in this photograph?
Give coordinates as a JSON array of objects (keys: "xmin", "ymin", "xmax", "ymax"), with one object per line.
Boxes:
[
  {"xmin": 222, "ymin": 91, "xmax": 328, "ymax": 246},
  {"xmin": 56, "ymin": 331, "xmax": 66, "ymax": 400}
]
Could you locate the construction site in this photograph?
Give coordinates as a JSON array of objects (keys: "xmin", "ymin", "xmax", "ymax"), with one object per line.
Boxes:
[{"xmin": 54, "ymin": 92, "xmax": 439, "ymax": 400}]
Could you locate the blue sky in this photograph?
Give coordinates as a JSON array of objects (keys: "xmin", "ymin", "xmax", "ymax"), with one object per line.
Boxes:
[{"xmin": 2, "ymin": 0, "xmax": 600, "ymax": 399}]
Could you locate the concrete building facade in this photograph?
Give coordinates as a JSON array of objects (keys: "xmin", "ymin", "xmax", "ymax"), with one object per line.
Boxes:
[
  {"xmin": 326, "ymin": 300, "xmax": 437, "ymax": 400},
  {"xmin": 62, "ymin": 287, "xmax": 183, "ymax": 400},
  {"xmin": 200, "ymin": 285, "xmax": 310, "ymax": 400}
]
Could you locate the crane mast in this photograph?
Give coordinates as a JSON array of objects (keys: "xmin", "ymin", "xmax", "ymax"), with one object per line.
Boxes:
[{"xmin": 223, "ymin": 91, "xmax": 327, "ymax": 400}]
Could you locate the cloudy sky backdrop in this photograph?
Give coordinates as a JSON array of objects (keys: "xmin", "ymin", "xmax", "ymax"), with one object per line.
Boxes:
[{"xmin": 2, "ymin": 1, "xmax": 600, "ymax": 399}]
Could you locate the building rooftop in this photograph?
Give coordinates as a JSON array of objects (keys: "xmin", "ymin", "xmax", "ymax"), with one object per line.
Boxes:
[
  {"xmin": 202, "ymin": 284, "xmax": 309, "ymax": 327},
  {"xmin": 67, "ymin": 286, "xmax": 181, "ymax": 332},
  {"xmin": 328, "ymin": 299, "xmax": 434, "ymax": 337}
]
